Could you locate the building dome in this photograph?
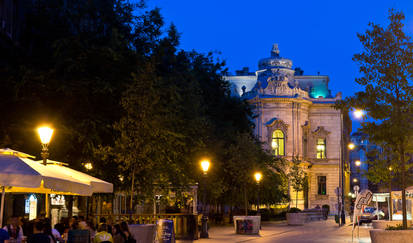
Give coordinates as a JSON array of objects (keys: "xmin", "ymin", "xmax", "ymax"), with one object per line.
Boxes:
[{"xmin": 258, "ymin": 44, "xmax": 293, "ymax": 70}]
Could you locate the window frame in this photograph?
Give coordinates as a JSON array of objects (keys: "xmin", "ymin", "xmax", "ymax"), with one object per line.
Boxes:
[
  {"xmin": 317, "ymin": 176, "xmax": 327, "ymax": 195},
  {"xmin": 272, "ymin": 129, "xmax": 285, "ymax": 156},
  {"xmin": 316, "ymin": 138, "xmax": 326, "ymax": 159}
]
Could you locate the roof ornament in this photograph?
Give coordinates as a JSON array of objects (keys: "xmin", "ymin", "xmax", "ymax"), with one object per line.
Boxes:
[{"xmin": 271, "ymin": 43, "xmax": 280, "ymax": 57}]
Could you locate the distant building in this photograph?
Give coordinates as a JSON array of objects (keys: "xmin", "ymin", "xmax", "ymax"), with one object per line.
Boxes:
[
  {"xmin": 349, "ymin": 132, "xmax": 380, "ymax": 193},
  {"xmin": 224, "ymin": 44, "xmax": 351, "ymax": 213}
]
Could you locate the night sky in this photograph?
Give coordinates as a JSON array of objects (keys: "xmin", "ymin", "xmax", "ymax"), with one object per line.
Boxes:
[{"xmin": 146, "ymin": 0, "xmax": 413, "ymax": 129}]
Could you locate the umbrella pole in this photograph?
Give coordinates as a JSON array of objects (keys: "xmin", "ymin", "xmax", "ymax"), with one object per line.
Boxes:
[
  {"xmin": 45, "ymin": 193, "xmax": 49, "ymax": 218},
  {"xmin": 0, "ymin": 186, "xmax": 5, "ymax": 227}
]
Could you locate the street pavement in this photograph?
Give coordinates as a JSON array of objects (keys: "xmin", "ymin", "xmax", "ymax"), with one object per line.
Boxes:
[{"xmin": 178, "ymin": 218, "xmax": 372, "ymax": 243}]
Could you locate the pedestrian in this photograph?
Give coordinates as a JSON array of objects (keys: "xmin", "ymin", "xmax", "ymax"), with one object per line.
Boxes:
[
  {"xmin": 120, "ymin": 222, "xmax": 135, "ymax": 243},
  {"xmin": 87, "ymin": 221, "xmax": 96, "ymax": 243},
  {"xmin": 43, "ymin": 221, "xmax": 57, "ymax": 243},
  {"xmin": 3, "ymin": 216, "xmax": 24, "ymax": 243},
  {"xmin": 93, "ymin": 224, "xmax": 113, "ymax": 243},
  {"xmin": 78, "ymin": 216, "xmax": 87, "ymax": 230},
  {"xmin": 54, "ymin": 218, "xmax": 66, "ymax": 236},
  {"xmin": 0, "ymin": 228, "xmax": 9, "ymax": 243},
  {"xmin": 27, "ymin": 221, "xmax": 50, "ymax": 243},
  {"xmin": 112, "ymin": 224, "xmax": 125, "ymax": 243}
]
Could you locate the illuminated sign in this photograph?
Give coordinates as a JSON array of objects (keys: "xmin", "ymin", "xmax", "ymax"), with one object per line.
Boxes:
[
  {"xmin": 50, "ymin": 194, "xmax": 65, "ymax": 205},
  {"xmin": 29, "ymin": 194, "xmax": 37, "ymax": 220}
]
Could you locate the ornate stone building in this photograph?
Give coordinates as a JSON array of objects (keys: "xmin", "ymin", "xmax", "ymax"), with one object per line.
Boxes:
[{"xmin": 225, "ymin": 44, "xmax": 351, "ymax": 213}]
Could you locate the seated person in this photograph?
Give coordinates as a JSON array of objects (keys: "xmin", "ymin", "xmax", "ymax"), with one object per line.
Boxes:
[
  {"xmin": 28, "ymin": 221, "xmax": 50, "ymax": 243},
  {"xmin": 94, "ymin": 224, "xmax": 113, "ymax": 243}
]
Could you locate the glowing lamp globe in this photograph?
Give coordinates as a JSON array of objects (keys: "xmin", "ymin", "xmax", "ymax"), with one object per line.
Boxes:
[
  {"xmin": 348, "ymin": 143, "xmax": 355, "ymax": 150},
  {"xmin": 37, "ymin": 126, "xmax": 54, "ymax": 144},
  {"xmin": 355, "ymin": 160, "xmax": 361, "ymax": 166},
  {"xmin": 254, "ymin": 172, "xmax": 262, "ymax": 183},
  {"xmin": 200, "ymin": 159, "xmax": 210, "ymax": 174},
  {"xmin": 353, "ymin": 178, "xmax": 358, "ymax": 183},
  {"xmin": 84, "ymin": 162, "xmax": 93, "ymax": 170},
  {"xmin": 353, "ymin": 109, "xmax": 364, "ymax": 119}
]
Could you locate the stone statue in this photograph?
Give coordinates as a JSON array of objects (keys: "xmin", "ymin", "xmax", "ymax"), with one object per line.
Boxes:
[{"xmin": 271, "ymin": 43, "xmax": 280, "ymax": 57}]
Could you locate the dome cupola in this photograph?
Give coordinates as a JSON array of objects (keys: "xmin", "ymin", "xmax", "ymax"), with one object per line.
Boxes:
[{"xmin": 258, "ymin": 44, "xmax": 293, "ymax": 70}]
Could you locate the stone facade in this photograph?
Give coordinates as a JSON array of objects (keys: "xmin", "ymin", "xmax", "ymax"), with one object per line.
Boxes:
[{"xmin": 225, "ymin": 44, "xmax": 351, "ymax": 213}]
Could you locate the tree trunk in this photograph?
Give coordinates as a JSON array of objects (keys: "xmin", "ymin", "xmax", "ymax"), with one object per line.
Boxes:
[
  {"xmin": 244, "ymin": 186, "xmax": 248, "ymax": 216},
  {"xmin": 389, "ymin": 180, "xmax": 393, "ymax": 221},
  {"xmin": 296, "ymin": 190, "xmax": 298, "ymax": 208},
  {"xmin": 401, "ymin": 146, "xmax": 407, "ymax": 229},
  {"xmin": 130, "ymin": 165, "xmax": 135, "ymax": 212}
]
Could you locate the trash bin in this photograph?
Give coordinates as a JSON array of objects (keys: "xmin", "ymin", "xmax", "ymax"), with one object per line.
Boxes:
[
  {"xmin": 155, "ymin": 219, "xmax": 175, "ymax": 243},
  {"xmin": 233, "ymin": 216, "xmax": 261, "ymax": 234}
]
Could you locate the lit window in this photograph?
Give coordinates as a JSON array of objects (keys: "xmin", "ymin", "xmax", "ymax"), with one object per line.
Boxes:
[
  {"xmin": 318, "ymin": 176, "xmax": 327, "ymax": 195},
  {"xmin": 272, "ymin": 130, "xmax": 285, "ymax": 156},
  {"xmin": 316, "ymin": 138, "xmax": 326, "ymax": 159}
]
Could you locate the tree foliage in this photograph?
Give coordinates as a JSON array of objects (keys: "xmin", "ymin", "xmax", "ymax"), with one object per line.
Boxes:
[
  {"xmin": 337, "ymin": 9, "xmax": 413, "ymax": 228},
  {"xmin": 287, "ymin": 157, "xmax": 306, "ymax": 208},
  {"xmin": 0, "ymin": 0, "xmax": 287, "ymax": 209}
]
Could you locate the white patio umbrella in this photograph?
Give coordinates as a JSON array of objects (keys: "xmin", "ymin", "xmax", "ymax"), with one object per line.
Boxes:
[
  {"xmin": 0, "ymin": 154, "xmax": 93, "ymax": 226},
  {"xmin": 39, "ymin": 159, "xmax": 113, "ymax": 194}
]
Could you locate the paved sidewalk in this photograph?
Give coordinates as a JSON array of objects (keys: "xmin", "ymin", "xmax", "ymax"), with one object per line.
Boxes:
[{"xmin": 178, "ymin": 219, "xmax": 372, "ymax": 243}]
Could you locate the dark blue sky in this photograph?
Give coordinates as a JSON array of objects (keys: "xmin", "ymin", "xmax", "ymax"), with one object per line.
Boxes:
[{"xmin": 146, "ymin": 0, "xmax": 413, "ymax": 129}]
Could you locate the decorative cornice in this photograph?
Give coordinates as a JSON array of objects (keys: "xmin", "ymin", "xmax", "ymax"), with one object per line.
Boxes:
[
  {"xmin": 265, "ymin": 118, "xmax": 289, "ymax": 131},
  {"xmin": 311, "ymin": 126, "xmax": 330, "ymax": 138}
]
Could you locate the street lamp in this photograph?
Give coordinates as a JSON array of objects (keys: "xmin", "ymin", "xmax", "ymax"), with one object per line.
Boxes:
[
  {"xmin": 353, "ymin": 109, "xmax": 364, "ymax": 119},
  {"xmin": 37, "ymin": 126, "xmax": 54, "ymax": 165},
  {"xmin": 254, "ymin": 172, "xmax": 262, "ymax": 215},
  {"xmin": 201, "ymin": 159, "xmax": 210, "ymax": 175},
  {"xmin": 254, "ymin": 172, "xmax": 262, "ymax": 184},
  {"xmin": 37, "ymin": 125, "xmax": 54, "ymax": 219},
  {"xmin": 353, "ymin": 178, "xmax": 358, "ymax": 183},
  {"xmin": 200, "ymin": 159, "xmax": 210, "ymax": 238},
  {"xmin": 348, "ymin": 143, "xmax": 355, "ymax": 150},
  {"xmin": 355, "ymin": 160, "xmax": 361, "ymax": 167}
]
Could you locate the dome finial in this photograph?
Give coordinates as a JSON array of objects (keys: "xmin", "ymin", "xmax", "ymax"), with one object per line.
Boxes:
[{"xmin": 271, "ymin": 43, "xmax": 280, "ymax": 57}]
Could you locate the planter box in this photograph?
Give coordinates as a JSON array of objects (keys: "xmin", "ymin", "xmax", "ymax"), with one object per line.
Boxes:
[
  {"xmin": 233, "ymin": 216, "xmax": 261, "ymax": 234},
  {"xmin": 372, "ymin": 220, "xmax": 412, "ymax": 229},
  {"xmin": 370, "ymin": 229, "xmax": 413, "ymax": 243},
  {"xmin": 129, "ymin": 224, "xmax": 156, "ymax": 243},
  {"xmin": 287, "ymin": 213, "xmax": 307, "ymax": 226}
]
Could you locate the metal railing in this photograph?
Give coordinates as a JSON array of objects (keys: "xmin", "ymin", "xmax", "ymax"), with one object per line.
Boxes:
[{"xmin": 92, "ymin": 213, "xmax": 199, "ymax": 240}]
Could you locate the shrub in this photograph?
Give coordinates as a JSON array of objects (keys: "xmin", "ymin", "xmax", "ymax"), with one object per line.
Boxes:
[
  {"xmin": 386, "ymin": 224, "xmax": 404, "ymax": 230},
  {"xmin": 288, "ymin": 207, "xmax": 302, "ymax": 213}
]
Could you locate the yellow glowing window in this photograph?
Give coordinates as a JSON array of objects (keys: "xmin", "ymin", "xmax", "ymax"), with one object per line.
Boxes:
[
  {"xmin": 316, "ymin": 138, "xmax": 326, "ymax": 159},
  {"xmin": 272, "ymin": 130, "xmax": 285, "ymax": 156}
]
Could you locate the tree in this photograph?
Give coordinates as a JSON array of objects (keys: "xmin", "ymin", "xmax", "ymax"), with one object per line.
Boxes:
[
  {"xmin": 288, "ymin": 157, "xmax": 306, "ymax": 208},
  {"xmin": 0, "ymin": 0, "xmax": 289, "ymax": 211},
  {"xmin": 0, "ymin": 0, "xmax": 146, "ymax": 174},
  {"xmin": 339, "ymin": 9, "xmax": 413, "ymax": 228},
  {"xmin": 364, "ymin": 145, "xmax": 397, "ymax": 220}
]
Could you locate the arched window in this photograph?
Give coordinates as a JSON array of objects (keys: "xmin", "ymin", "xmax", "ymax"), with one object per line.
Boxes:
[{"xmin": 272, "ymin": 129, "xmax": 285, "ymax": 156}]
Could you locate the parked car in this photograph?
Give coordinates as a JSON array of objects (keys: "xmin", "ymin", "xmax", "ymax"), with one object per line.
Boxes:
[{"xmin": 359, "ymin": 207, "xmax": 385, "ymax": 224}]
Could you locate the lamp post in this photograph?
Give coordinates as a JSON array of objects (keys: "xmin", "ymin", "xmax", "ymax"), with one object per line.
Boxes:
[
  {"xmin": 37, "ymin": 126, "xmax": 54, "ymax": 165},
  {"xmin": 200, "ymin": 159, "xmax": 210, "ymax": 238},
  {"xmin": 254, "ymin": 172, "xmax": 262, "ymax": 216},
  {"xmin": 37, "ymin": 126, "xmax": 54, "ymax": 218}
]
